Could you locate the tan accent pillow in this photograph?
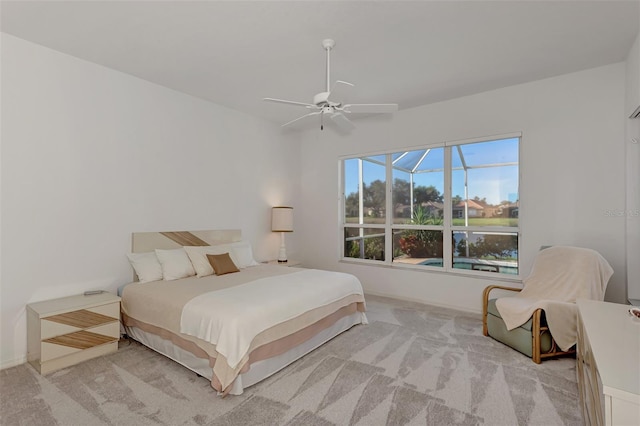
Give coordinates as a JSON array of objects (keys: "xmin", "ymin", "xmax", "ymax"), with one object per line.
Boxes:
[{"xmin": 206, "ymin": 253, "xmax": 240, "ymax": 276}]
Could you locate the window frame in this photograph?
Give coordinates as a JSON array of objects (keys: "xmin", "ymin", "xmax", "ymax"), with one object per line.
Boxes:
[{"xmin": 339, "ymin": 132, "xmax": 522, "ymax": 279}]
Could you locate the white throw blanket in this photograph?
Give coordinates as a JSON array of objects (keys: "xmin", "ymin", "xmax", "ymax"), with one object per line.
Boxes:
[
  {"xmin": 496, "ymin": 246, "xmax": 613, "ymax": 351},
  {"xmin": 180, "ymin": 269, "xmax": 367, "ymax": 370}
]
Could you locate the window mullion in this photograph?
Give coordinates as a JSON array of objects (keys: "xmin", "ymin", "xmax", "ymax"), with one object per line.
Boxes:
[
  {"xmin": 339, "ymin": 159, "xmax": 345, "ymax": 259},
  {"xmin": 385, "ymin": 153, "xmax": 393, "ymax": 264},
  {"xmin": 358, "ymin": 158, "xmax": 364, "ymax": 225},
  {"xmin": 443, "ymin": 145, "xmax": 452, "ymax": 271},
  {"xmin": 357, "ymin": 158, "xmax": 365, "ymax": 258}
]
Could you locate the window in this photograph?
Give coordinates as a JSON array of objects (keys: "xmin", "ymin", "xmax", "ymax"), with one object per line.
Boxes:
[{"xmin": 341, "ymin": 135, "xmax": 520, "ymax": 276}]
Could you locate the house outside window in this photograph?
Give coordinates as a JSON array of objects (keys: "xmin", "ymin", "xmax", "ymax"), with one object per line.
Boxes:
[{"xmin": 341, "ymin": 135, "xmax": 520, "ymax": 276}]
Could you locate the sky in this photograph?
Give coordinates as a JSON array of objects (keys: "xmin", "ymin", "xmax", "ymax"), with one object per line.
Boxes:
[{"xmin": 344, "ymin": 138, "xmax": 519, "ymax": 205}]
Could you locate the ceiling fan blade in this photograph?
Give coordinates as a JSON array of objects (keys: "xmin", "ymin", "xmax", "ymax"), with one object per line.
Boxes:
[
  {"xmin": 328, "ymin": 80, "xmax": 354, "ymax": 104},
  {"xmin": 282, "ymin": 111, "xmax": 322, "ymax": 127},
  {"xmin": 330, "ymin": 112, "xmax": 356, "ymax": 131},
  {"xmin": 343, "ymin": 103, "xmax": 398, "ymax": 114},
  {"xmin": 263, "ymin": 98, "xmax": 316, "ymax": 108}
]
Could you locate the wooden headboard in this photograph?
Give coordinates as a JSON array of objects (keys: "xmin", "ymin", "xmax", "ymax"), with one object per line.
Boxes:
[{"xmin": 131, "ymin": 229, "xmax": 242, "ymax": 253}]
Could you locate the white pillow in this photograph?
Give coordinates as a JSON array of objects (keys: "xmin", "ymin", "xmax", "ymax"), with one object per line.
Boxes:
[
  {"xmin": 126, "ymin": 252, "xmax": 163, "ymax": 283},
  {"xmin": 184, "ymin": 245, "xmax": 228, "ymax": 277},
  {"xmin": 229, "ymin": 241, "xmax": 260, "ymax": 268},
  {"xmin": 155, "ymin": 248, "xmax": 196, "ymax": 281}
]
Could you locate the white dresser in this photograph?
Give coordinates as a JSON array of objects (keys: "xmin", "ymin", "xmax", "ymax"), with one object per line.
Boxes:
[{"xmin": 577, "ymin": 299, "xmax": 640, "ymax": 425}]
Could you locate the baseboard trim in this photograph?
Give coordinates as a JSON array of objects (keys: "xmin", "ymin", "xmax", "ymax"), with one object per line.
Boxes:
[
  {"xmin": 363, "ymin": 290, "xmax": 482, "ymax": 315},
  {"xmin": 1, "ymin": 356, "xmax": 27, "ymax": 371}
]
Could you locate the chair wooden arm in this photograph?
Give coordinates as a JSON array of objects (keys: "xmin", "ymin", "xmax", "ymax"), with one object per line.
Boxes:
[{"xmin": 482, "ymin": 285, "xmax": 522, "ymax": 336}]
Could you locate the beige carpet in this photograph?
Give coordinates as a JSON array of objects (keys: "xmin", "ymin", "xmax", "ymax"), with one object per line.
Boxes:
[{"xmin": 0, "ymin": 295, "xmax": 582, "ymax": 425}]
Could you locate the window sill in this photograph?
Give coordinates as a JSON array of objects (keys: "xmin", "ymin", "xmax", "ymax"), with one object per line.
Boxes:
[{"xmin": 339, "ymin": 258, "xmax": 523, "ymax": 284}]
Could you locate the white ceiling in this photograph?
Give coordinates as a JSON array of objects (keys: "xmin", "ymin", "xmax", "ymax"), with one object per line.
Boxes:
[{"xmin": 2, "ymin": 1, "xmax": 639, "ymax": 129}]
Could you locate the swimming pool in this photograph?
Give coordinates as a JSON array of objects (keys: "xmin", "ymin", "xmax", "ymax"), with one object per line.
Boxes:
[{"xmin": 419, "ymin": 258, "xmax": 518, "ymax": 275}]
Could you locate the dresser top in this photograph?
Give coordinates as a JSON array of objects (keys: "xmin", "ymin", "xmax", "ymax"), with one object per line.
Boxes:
[
  {"xmin": 27, "ymin": 292, "xmax": 120, "ymax": 317},
  {"xmin": 577, "ymin": 299, "xmax": 640, "ymax": 401}
]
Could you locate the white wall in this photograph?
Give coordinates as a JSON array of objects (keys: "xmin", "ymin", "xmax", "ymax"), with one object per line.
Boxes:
[
  {"xmin": 626, "ymin": 33, "xmax": 640, "ymax": 118},
  {"xmin": 297, "ymin": 63, "xmax": 627, "ymax": 312},
  {"xmin": 0, "ymin": 34, "xmax": 300, "ymax": 368},
  {"xmin": 625, "ymin": 32, "xmax": 640, "ymax": 301}
]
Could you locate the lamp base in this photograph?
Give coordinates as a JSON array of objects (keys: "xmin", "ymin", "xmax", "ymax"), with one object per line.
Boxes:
[{"xmin": 277, "ymin": 233, "xmax": 288, "ymax": 263}]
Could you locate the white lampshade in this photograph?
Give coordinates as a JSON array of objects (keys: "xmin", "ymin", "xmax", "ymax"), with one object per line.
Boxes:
[{"xmin": 271, "ymin": 207, "xmax": 293, "ymax": 232}]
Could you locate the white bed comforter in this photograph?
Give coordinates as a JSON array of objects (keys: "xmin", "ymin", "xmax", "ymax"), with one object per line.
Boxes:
[{"xmin": 180, "ymin": 269, "xmax": 367, "ymax": 370}]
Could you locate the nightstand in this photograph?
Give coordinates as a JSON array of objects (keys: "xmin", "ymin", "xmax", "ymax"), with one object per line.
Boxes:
[
  {"xmin": 266, "ymin": 259, "xmax": 302, "ymax": 267},
  {"xmin": 27, "ymin": 292, "xmax": 121, "ymax": 374}
]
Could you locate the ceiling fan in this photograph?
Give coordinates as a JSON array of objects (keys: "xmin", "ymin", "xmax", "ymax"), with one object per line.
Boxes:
[{"xmin": 264, "ymin": 39, "xmax": 398, "ymax": 131}]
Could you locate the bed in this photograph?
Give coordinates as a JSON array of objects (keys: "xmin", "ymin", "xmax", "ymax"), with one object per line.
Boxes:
[{"xmin": 120, "ymin": 230, "xmax": 367, "ymax": 395}]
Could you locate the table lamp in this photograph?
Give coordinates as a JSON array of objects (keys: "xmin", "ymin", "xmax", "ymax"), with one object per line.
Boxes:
[{"xmin": 271, "ymin": 206, "xmax": 293, "ymax": 262}]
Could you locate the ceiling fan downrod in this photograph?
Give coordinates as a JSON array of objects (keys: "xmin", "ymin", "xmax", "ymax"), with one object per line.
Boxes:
[{"xmin": 322, "ymin": 39, "xmax": 335, "ymax": 94}]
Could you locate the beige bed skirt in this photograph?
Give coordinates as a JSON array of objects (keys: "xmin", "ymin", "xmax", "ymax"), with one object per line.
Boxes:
[{"xmin": 123, "ymin": 301, "xmax": 365, "ymax": 395}]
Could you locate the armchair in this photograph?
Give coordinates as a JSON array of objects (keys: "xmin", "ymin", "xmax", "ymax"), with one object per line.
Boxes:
[
  {"xmin": 483, "ymin": 285, "xmax": 569, "ymax": 363},
  {"xmin": 482, "ymin": 246, "xmax": 613, "ymax": 363}
]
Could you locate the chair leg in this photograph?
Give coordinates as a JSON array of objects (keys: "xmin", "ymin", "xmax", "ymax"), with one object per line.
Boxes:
[
  {"xmin": 532, "ymin": 309, "xmax": 542, "ymax": 364},
  {"xmin": 482, "ymin": 288, "xmax": 489, "ymax": 336},
  {"xmin": 482, "ymin": 307, "xmax": 489, "ymax": 336}
]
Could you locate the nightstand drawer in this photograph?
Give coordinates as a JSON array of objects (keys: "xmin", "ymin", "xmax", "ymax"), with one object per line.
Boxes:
[
  {"xmin": 88, "ymin": 321, "xmax": 120, "ymax": 338},
  {"xmin": 41, "ymin": 304, "xmax": 119, "ymax": 339},
  {"xmin": 87, "ymin": 302, "xmax": 120, "ymax": 318}
]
